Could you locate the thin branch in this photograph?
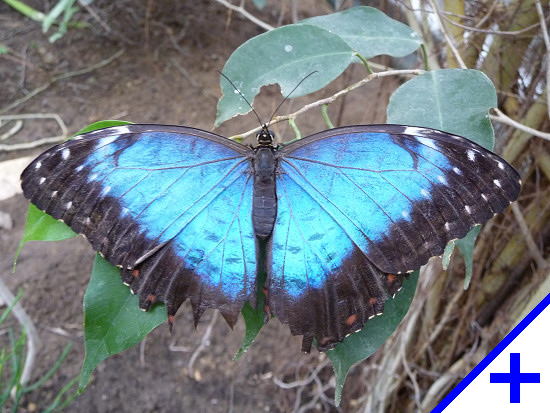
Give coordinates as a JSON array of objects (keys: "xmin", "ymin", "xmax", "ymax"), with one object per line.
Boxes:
[
  {"xmin": 427, "ymin": 0, "xmax": 466, "ymax": 69},
  {"xmin": 213, "ymin": 0, "xmax": 274, "ymax": 31},
  {"xmin": 272, "ymin": 359, "xmax": 330, "ymax": 389},
  {"xmin": 511, "ymin": 202, "xmax": 549, "ymax": 270},
  {"xmin": 80, "ymin": 2, "xmax": 113, "ymax": 34},
  {"xmin": 0, "ymin": 113, "xmax": 68, "ymax": 151},
  {"xmin": 536, "ymin": 0, "xmax": 550, "ymax": 121},
  {"xmin": 400, "ymin": 339, "xmax": 422, "ymax": 411},
  {"xmin": 439, "ymin": 12, "xmax": 546, "ymax": 36},
  {"xmin": 474, "ymin": 0, "xmax": 499, "ymax": 29},
  {"xmin": 228, "ymin": 68, "xmax": 425, "ymax": 140},
  {"xmin": 0, "ymin": 49, "xmax": 125, "ymax": 115},
  {"xmin": 490, "ymin": 108, "xmax": 550, "ymax": 141},
  {"xmin": 187, "ymin": 310, "xmax": 219, "ymax": 378}
]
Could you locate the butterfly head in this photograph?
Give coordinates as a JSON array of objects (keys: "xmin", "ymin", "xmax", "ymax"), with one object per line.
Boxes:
[{"xmin": 256, "ymin": 124, "xmax": 274, "ymax": 147}]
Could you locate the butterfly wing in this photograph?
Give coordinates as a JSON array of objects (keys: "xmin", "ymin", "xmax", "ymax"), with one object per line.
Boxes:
[
  {"xmin": 268, "ymin": 124, "xmax": 521, "ymax": 351},
  {"xmin": 21, "ymin": 124, "xmax": 257, "ymax": 326}
]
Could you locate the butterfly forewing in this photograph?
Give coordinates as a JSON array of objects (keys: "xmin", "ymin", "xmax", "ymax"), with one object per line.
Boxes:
[{"xmin": 21, "ymin": 124, "xmax": 258, "ymax": 325}]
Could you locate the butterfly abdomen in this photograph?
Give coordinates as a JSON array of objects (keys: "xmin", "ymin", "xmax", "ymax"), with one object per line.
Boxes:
[{"xmin": 252, "ymin": 147, "xmax": 278, "ymax": 239}]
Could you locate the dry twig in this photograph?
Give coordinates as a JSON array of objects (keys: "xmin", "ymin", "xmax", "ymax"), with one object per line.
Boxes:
[
  {"xmin": 228, "ymin": 68, "xmax": 425, "ymax": 141},
  {"xmin": 0, "ymin": 113, "xmax": 68, "ymax": 151}
]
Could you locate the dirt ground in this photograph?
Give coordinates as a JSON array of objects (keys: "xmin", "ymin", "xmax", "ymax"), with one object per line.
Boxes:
[{"xmin": 0, "ymin": 1, "xmax": 401, "ymax": 412}]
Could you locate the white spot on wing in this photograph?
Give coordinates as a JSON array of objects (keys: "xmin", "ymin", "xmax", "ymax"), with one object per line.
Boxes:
[
  {"xmin": 65, "ymin": 201, "xmax": 72, "ymax": 210},
  {"xmin": 101, "ymin": 186, "xmax": 111, "ymax": 196},
  {"xmin": 445, "ymin": 222, "xmax": 451, "ymax": 231},
  {"xmin": 51, "ymin": 190, "xmax": 58, "ymax": 198},
  {"xmin": 403, "ymin": 126, "xmax": 423, "ymax": 136},
  {"xmin": 39, "ymin": 177, "xmax": 46, "ymax": 184},
  {"xmin": 465, "ymin": 205, "xmax": 472, "ymax": 214},
  {"xmin": 35, "ymin": 161, "xmax": 42, "ymax": 170},
  {"xmin": 497, "ymin": 161, "xmax": 505, "ymax": 170},
  {"xmin": 493, "ymin": 179, "xmax": 502, "ymax": 188},
  {"xmin": 453, "ymin": 167, "xmax": 462, "ymax": 175},
  {"xmin": 421, "ymin": 188, "xmax": 430, "ymax": 197},
  {"xmin": 437, "ymin": 175, "xmax": 447, "ymax": 184},
  {"xmin": 99, "ymin": 135, "xmax": 119, "ymax": 146},
  {"xmin": 61, "ymin": 148, "xmax": 70, "ymax": 160},
  {"xmin": 75, "ymin": 165, "xmax": 84, "ymax": 172},
  {"xmin": 107, "ymin": 125, "xmax": 131, "ymax": 136},
  {"xmin": 417, "ymin": 136, "xmax": 438, "ymax": 150},
  {"xmin": 467, "ymin": 150, "xmax": 476, "ymax": 161},
  {"xmin": 481, "ymin": 193, "xmax": 488, "ymax": 201},
  {"xmin": 402, "ymin": 210, "xmax": 410, "ymax": 219}
]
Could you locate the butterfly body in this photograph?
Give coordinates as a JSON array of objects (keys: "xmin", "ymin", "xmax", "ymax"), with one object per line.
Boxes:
[
  {"xmin": 21, "ymin": 124, "xmax": 521, "ymax": 351},
  {"xmin": 252, "ymin": 145, "xmax": 278, "ymax": 239}
]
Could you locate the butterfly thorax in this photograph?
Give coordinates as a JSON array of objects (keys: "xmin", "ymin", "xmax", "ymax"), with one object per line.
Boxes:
[
  {"xmin": 252, "ymin": 146, "xmax": 278, "ymax": 239},
  {"xmin": 256, "ymin": 124, "xmax": 274, "ymax": 147}
]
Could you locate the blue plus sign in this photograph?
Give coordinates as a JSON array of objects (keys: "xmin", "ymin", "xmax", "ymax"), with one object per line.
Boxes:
[{"xmin": 490, "ymin": 353, "xmax": 540, "ymax": 403}]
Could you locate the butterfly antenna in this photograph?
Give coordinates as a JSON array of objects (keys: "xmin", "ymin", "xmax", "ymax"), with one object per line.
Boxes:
[
  {"xmin": 267, "ymin": 71, "xmax": 318, "ymax": 127},
  {"xmin": 217, "ymin": 70, "xmax": 263, "ymax": 127}
]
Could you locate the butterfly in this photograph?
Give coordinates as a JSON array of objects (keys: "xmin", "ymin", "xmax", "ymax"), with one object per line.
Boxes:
[{"xmin": 20, "ymin": 123, "xmax": 521, "ymax": 351}]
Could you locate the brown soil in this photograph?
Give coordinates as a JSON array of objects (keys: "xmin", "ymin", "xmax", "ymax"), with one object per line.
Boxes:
[{"xmin": 0, "ymin": 1, "xmax": 399, "ymax": 412}]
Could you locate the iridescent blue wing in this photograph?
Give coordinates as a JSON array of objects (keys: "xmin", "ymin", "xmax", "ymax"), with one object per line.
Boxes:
[
  {"xmin": 269, "ymin": 125, "xmax": 521, "ymax": 351},
  {"xmin": 21, "ymin": 124, "xmax": 257, "ymax": 326}
]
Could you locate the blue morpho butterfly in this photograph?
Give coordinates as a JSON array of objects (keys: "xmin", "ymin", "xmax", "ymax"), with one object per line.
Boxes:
[{"xmin": 20, "ymin": 120, "xmax": 521, "ymax": 352}]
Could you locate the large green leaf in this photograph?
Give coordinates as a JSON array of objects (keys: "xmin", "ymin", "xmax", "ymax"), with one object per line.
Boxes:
[
  {"xmin": 301, "ymin": 6, "xmax": 422, "ymax": 59},
  {"xmin": 79, "ymin": 254, "xmax": 166, "ymax": 392},
  {"xmin": 216, "ymin": 7, "xmax": 423, "ymax": 126},
  {"xmin": 328, "ymin": 270, "xmax": 419, "ymax": 405},
  {"xmin": 387, "ymin": 69, "xmax": 497, "ymax": 149},
  {"xmin": 216, "ymin": 24, "xmax": 354, "ymax": 125}
]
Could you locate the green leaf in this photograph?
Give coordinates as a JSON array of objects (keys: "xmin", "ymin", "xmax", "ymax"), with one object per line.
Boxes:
[
  {"xmin": 74, "ymin": 120, "xmax": 132, "ymax": 135},
  {"xmin": 327, "ymin": 270, "xmax": 419, "ymax": 405},
  {"xmin": 235, "ymin": 257, "xmax": 267, "ymax": 360},
  {"xmin": 301, "ymin": 6, "xmax": 422, "ymax": 59},
  {"xmin": 20, "ymin": 203, "xmax": 77, "ymax": 242},
  {"xmin": 387, "ymin": 69, "xmax": 497, "ymax": 149},
  {"xmin": 455, "ymin": 226, "xmax": 481, "ymax": 289},
  {"xmin": 233, "ymin": 301, "xmax": 265, "ymax": 360},
  {"xmin": 216, "ymin": 24, "xmax": 354, "ymax": 125},
  {"xmin": 216, "ymin": 7, "xmax": 423, "ymax": 125},
  {"xmin": 79, "ymin": 254, "xmax": 166, "ymax": 392},
  {"xmin": 14, "ymin": 204, "xmax": 77, "ymax": 265}
]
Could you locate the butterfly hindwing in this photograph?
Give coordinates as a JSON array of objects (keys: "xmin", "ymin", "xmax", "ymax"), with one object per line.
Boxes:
[
  {"xmin": 21, "ymin": 124, "xmax": 258, "ymax": 325},
  {"xmin": 268, "ymin": 171, "xmax": 405, "ymax": 351},
  {"xmin": 268, "ymin": 125, "xmax": 520, "ymax": 350}
]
